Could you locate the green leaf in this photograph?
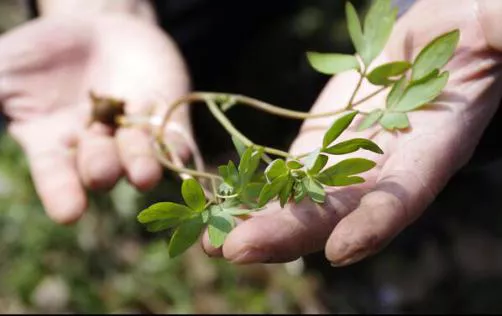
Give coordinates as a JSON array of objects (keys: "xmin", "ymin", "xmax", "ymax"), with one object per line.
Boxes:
[
  {"xmin": 145, "ymin": 218, "xmax": 183, "ymax": 233},
  {"xmin": 392, "ymin": 71, "xmax": 449, "ymax": 112},
  {"xmin": 168, "ymin": 216, "xmax": 205, "ymax": 258},
  {"xmin": 367, "ymin": 61, "xmax": 411, "ymax": 86},
  {"xmin": 306, "ymin": 52, "xmax": 360, "ymax": 75},
  {"xmin": 303, "ymin": 148, "xmax": 321, "ymax": 170},
  {"xmin": 323, "ymin": 111, "xmax": 358, "ymax": 148},
  {"xmin": 346, "ymin": 2, "xmax": 365, "ymax": 56},
  {"xmin": 232, "ymin": 136, "xmax": 248, "ymax": 158},
  {"xmin": 286, "ymin": 160, "xmax": 304, "ymax": 170},
  {"xmin": 379, "ymin": 112, "xmax": 410, "ymax": 130},
  {"xmin": 264, "ymin": 159, "xmax": 288, "ymax": 182},
  {"xmin": 137, "ymin": 202, "xmax": 194, "ymax": 224},
  {"xmin": 279, "ymin": 175, "xmax": 294, "ymax": 208},
  {"xmin": 258, "ymin": 174, "xmax": 289, "ymax": 207},
  {"xmin": 317, "ymin": 158, "xmax": 376, "ymax": 186},
  {"xmin": 386, "ymin": 77, "xmax": 407, "ymax": 109},
  {"xmin": 208, "ymin": 213, "xmax": 235, "ymax": 248},
  {"xmin": 323, "ymin": 138, "xmax": 383, "ymax": 155},
  {"xmin": 357, "ymin": 109, "xmax": 383, "ymax": 131},
  {"xmin": 240, "ymin": 182, "xmax": 265, "ymax": 202},
  {"xmin": 309, "ymin": 154, "xmax": 329, "ymax": 175},
  {"xmin": 238, "ymin": 146, "xmax": 264, "ymax": 188},
  {"xmin": 411, "ymin": 29, "xmax": 460, "ymax": 81},
  {"xmin": 181, "ymin": 178, "xmax": 206, "ymax": 212},
  {"xmin": 362, "ymin": 0, "xmax": 397, "ymax": 65},
  {"xmin": 293, "ymin": 179, "xmax": 307, "ymax": 203},
  {"xmin": 306, "ymin": 177, "xmax": 326, "ymax": 204}
]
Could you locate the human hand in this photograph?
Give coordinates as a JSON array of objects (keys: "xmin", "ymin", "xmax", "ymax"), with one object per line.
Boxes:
[
  {"xmin": 0, "ymin": 13, "xmax": 191, "ymax": 224},
  {"xmin": 202, "ymin": 0, "xmax": 502, "ymax": 265}
]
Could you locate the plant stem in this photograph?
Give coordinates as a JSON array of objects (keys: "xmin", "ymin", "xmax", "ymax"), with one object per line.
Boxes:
[{"xmin": 352, "ymin": 86, "xmax": 387, "ymax": 107}]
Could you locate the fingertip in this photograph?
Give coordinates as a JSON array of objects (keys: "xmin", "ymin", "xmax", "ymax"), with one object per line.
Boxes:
[
  {"xmin": 44, "ymin": 190, "xmax": 88, "ymax": 225},
  {"xmin": 128, "ymin": 156, "xmax": 162, "ymax": 191},
  {"xmin": 201, "ymin": 229, "xmax": 223, "ymax": 258}
]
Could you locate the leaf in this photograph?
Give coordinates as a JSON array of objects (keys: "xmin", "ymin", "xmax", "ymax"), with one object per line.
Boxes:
[
  {"xmin": 238, "ymin": 146, "xmax": 264, "ymax": 188},
  {"xmin": 306, "ymin": 177, "xmax": 326, "ymax": 204},
  {"xmin": 303, "ymin": 148, "xmax": 321, "ymax": 170},
  {"xmin": 379, "ymin": 112, "xmax": 410, "ymax": 130},
  {"xmin": 168, "ymin": 216, "xmax": 205, "ymax": 258},
  {"xmin": 279, "ymin": 176, "xmax": 295, "ymax": 208},
  {"xmin": 146, "ymin": 218, "xmax": 183, "ymax": 233},
  {"xmin": 361, "ymin": 0, "xmax": 397, "ymax": 65},
  {"xmin": 293, "ymin": 179, "xmax": 307, "ymax": 203},
  {"xmin": 357, "ymin": 109, "xmax": 383, "ymax": 131},
  {"xmin": 232, "ymin": 136, "xmax": 247, "ymax": 158},
  {"xmin": 323, "ymin": 138, "xmax": 383, "ymax": 155},
  {"xmin": 346, "ymin": 2, "xmax": 365, "ymax": 55},
  {"xmin": 181, "ymin": 178, "xmax": 206, "ymax": 212},
  {"xmin": 226, "ymin": 161, "xmax": 239, "ymax": 187},
  {"xmin": 258, "ymin": 174, "xmax": 289, "ymax": 207},
  {"xmin": 137, "ymin": 202, "xmax": 194, "ymax": 224},
  {"xmin": 264, "ymin": 159, "xmax": 288, "ymax": 182},
  {"xmin": 392, "ymin": 71, "xmax": 449, "ymax": 112},
  {"xmin": 411, "ymin": 29, "xmax": 460, "ymax": 81},
  {"xmin": 240, "ymin": 182, "xmax": 266, "ymax": 202},
  {"xmin": 316, "ymin": 158, "xmax": 376, "ymax": 186},
  {"xmin": 286, "ymin": 160, "xmax": 304, "ymax": 170},
  {"xmin": 309, "ymin": 154, "xmax": 329, "ymax": 175},
  {"xmin": 386, "ymin": 77, "xmax": 407, "ymax": 109},
  {"xmin": 367, "ymin": 61, "xmax": 411, "ymax": 86},
  {"xmin": 323, "ymin": 111, "xmax": 358, "ymax": 148},
  {"xmin": 208, "ymin": 213, "xmax": 235, "ymax": 248},
  {"xmin": 306, "ymin": 52, "xmax": 360, "ymax": 75}
]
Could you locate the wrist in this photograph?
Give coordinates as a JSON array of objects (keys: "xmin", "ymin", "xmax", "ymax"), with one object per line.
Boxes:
[{"xmin": 35, "ymin": 0, "xmax": 157, "ymax": 24}]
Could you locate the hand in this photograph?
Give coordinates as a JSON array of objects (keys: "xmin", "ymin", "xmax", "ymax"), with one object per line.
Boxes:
[
  {"xmin": 0, "ymin": 13, "xmax": 191, "ymax": 224},
  {"xmin": 202, "ymin": 0, "xmax": 502, "ymax": 265}
]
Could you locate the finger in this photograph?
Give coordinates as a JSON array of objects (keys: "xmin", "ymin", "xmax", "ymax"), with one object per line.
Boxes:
[
  {"xmin": 116, "ymin": 127, "xmax": 162, "ymax": 191},
  {"xmin": 9, "ymin": 124, "xmax": 87, "ymax": 224},
  {"xmin": 325, "ymin": 130, "xmax": 464, "ymax": 266},
  {"xmin": 77, "ymin": 126, "xmax": 123, "ymax": 190}
]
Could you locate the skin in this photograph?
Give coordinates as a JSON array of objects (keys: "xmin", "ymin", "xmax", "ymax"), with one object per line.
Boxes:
[
  {"xmin": 201, "ymin": 0, "xmax": 502, "ymax": 266},
  {"xmin": 0, "ymin": 1, "xmax": 191, "ymax": 224},
  {"xmin": 1, "ymin": 0, "xmax": 502, "ymax": 267}
]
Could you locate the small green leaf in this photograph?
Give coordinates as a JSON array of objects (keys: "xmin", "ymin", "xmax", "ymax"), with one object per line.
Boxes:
[
  {"xmin": 303, "ymin": 148, "xmax": 321, "ymax": 170},
  {"xmin": 226, "ymin": 161, "xmax": 239, "ymax": 187},
  {"xmin": 279, "ymin": 175, "xmax": 294, "ymax": 208},
  {"xmin": 306, "ymin": 177, "xmax": 326, "ymax": 204},
  {"xmin": 379, "ymin": 112, "xmax": 410, "ymax": 130},
  {"xmin": 323, "ymin": 111, "xmax": 358, "ymax": 148},
  {"xmin": 392, "ymin": 71, "xmax": 449, "ymax": 112},
  {"xmin": 317, "ymin": 158, "xmax": 376, "ymax": 186},
  {"xmin": 232, "ymin": 136, "xmax": 247, "ymax": 158},
  {"xmin": 306, "ymin": 52, "xmax": 360, "ymax": 75},
  {"xmin": 168, "ymin": 216, "xmax": 205, "ymax": 258},
  {"xmin": 323, "ymin": 138, "xmax": 383, "ymax": 155},
  {"xmin": 258, "ymin": 174, "xmax": 289, "ymax": 207},
  {"xmin": 411, "ymin": 29, "xmax": 460, "ymax": 81},
  {"xmin": 208, "ymin": 213, "xmax": 235, "ymax": 248},
  {"xmin": 293, "ymin": 179, "xmax": 307, "ymax": 203},
  {"xmin": 146, "ymin": 218, "xmax": 183, "ymax": 233},
  {"xmin": 181, "ymin": 178, "xmax": 206, "ymax": 212},
  {"xmin": 137, "ymin": 202, "xmax": 194, "ymax": 224},
  {"xmin": 362, "ymin": 0, "xmax": 397, "ymax": 65},
  {"xmin": 367, "ymin": 61, "xmax": 411, "ymax": 86},
  {"xmin": 346, "ymin": 2, "xmax": 365, "ymax": 55},
  {"xmin": 286, "ymin": 160, "xmax": 304, "ymax": 170},
  {"xmin": 309, "ymin": 154, "xmax": 329, "ymax": 175},
  {"xmin": 264, "ymin": 159, "xmax": 288, "ymax": 182},
  {"xmin": 238, "ymin": 146, "xmax": 264, "ymax": 187},
  {"xmin": 386, "ymin": 77, "xmax": 407, "ymax": 109},
  {"xmin": 357, "ymin": 109, "xmax": 383, "ymax": 131}
]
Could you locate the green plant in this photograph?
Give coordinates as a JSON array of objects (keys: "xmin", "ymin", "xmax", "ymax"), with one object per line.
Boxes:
[{"xmin": 90, "ymin": 0, "xmax": 460, "ymax": 259}]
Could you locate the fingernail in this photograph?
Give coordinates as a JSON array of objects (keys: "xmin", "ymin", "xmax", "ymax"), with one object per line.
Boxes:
[{"xmin": 229, "ymin": 247, "xmax": 271, "ymax": 264}]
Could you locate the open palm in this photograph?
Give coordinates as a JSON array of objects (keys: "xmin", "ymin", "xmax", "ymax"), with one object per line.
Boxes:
[
  {"xmin": 203, "ymin": 0, "xmax": 502, "ymax": 265},
  {"xmin": 0, "ymin": 14, "xmax": 191, "ymax": 224}
]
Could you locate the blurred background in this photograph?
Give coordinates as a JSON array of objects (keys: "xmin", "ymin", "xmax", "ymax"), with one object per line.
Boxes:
[{"xmin": 2, "ymin": 0, "xmax": 502, "ymax": 313}]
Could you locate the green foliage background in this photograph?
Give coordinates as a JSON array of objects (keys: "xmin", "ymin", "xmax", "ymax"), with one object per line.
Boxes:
[{"xmin": 2, "ymin": 0, "xmax": 502, "ymax": 313}]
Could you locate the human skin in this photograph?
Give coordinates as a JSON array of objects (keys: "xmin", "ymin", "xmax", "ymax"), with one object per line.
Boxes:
[
  {"xmin": 0, "ymin": 0, "xmax": 192, "ymax": 224},
  {"xmin": 202, "ymin": 0, "xmax": 502, "ymax": 266}
]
